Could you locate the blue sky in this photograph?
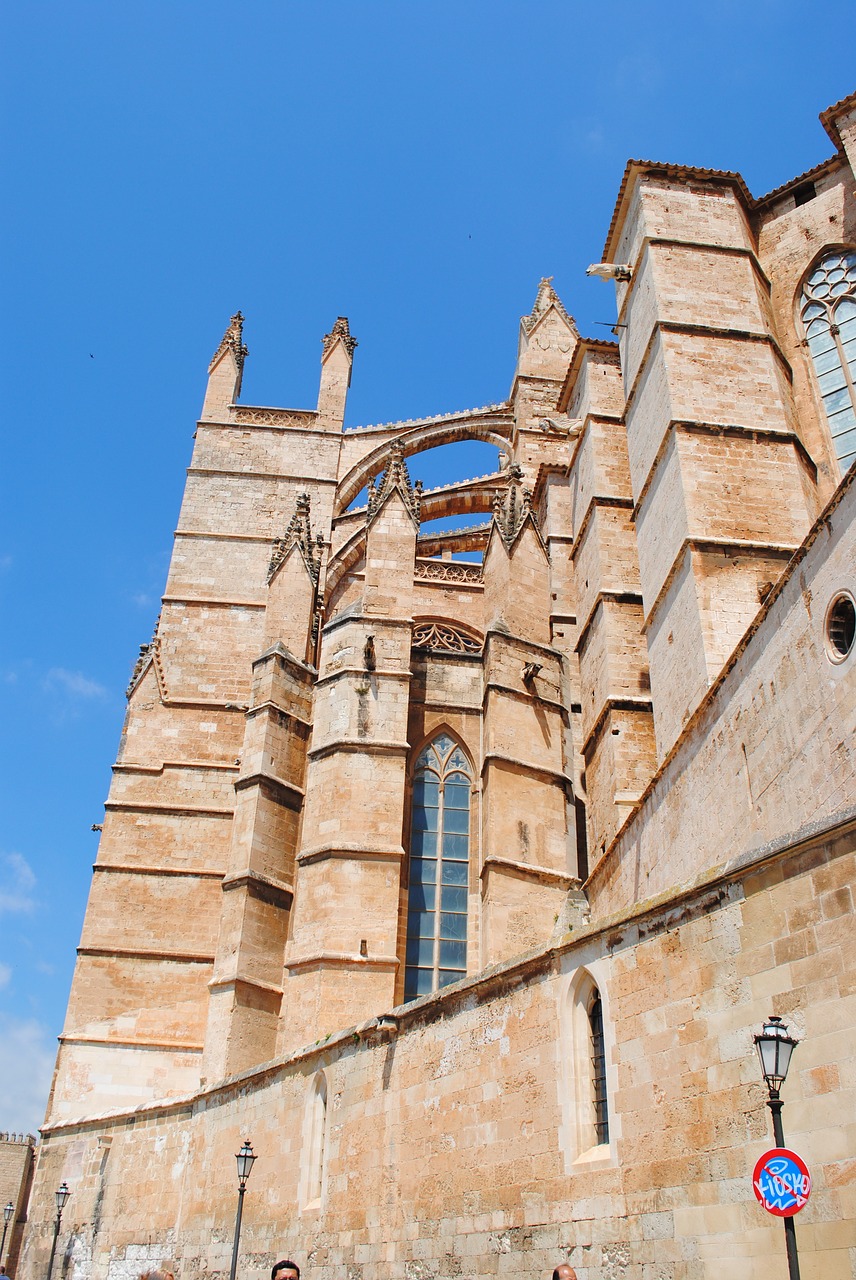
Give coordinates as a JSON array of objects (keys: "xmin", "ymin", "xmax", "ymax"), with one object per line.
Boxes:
[{"xmin": 1, "ymin": 0, "xmax": 851, "ymax": 1133}]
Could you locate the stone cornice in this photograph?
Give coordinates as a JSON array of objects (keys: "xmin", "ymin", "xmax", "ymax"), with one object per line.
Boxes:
[
  {"xmin": 103, "ymin": 801, "xmax": 234, "ymax": 819},
  {"xmin": 481, "ymin": 856, "xmax": 580, "ymax": 891},
  {"xmin": 569, "ymin": 495, "xmax": 635, "ymax": 561},
  {"xmin": 574, "ymin": 590, "xmax": 645, "ymax": 656},
  {"xmin": 233, "ymin": 772, "xmax": 304, "ymax": 809},
  {"xmin": 642, "ymin": 537, "xmax": 796, "ymax": 633},
  {"xmin": 580, "ymin": 697, "xmax": 655, "ymax": 759},
  {"xmin": 93, "ymin": 863, "xmax": 224, "ymax": 880},
  {"xmin": 296, "ymin": 844, "xmax": 404, "ymax": 867},
  {"xmin": 285, "ymin": 952, "xmax": 399, "ymax": 974},
  {"xmin": 307, "ymin": 738, "xmax": 410, "ymax": 761},
  {"xmin": 630, "ymin": 419, "xmax": 818, "ymax": 520},
  {"xmin": 220, "ymin": 868, "xmax": 294, "ymax": 908},
  {"xmin": 77, "ymin": 946, "xmax": 214, "ymax": 964},
  {"xmin": 481, "ymin": 751, "xmax": 571, "ymax": 788}
]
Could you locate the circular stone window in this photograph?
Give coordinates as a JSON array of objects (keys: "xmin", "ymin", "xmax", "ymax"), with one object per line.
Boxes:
[{"xmin": 826, "ymin": 593, "xmax": 856, "ymax": 662}]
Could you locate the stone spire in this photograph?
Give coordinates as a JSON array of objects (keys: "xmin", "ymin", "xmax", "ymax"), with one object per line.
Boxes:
[
  {"xmin": 209, "ymin": 311, "xmax": 249, "ymax": 376},
  {"xmin": 202, "ymin": 311, "xmax": 250, "ymax": 417},
  {"xmin": 322, "ymin": 316, "xmax": 358, "ymax": 360},
  {"xmin": 520, "ymin": 277, "xmax": 578, "ymax": 339},
  {"xmin": 366, "ymin": 442, "xmax": 423, "ymax": 528},
  {"xmin": 268, "ymin": 491, "xmax": 323, "ymax": 584},
  {"xmin": 317, "ymin": 316, "xmax": 357, "ymax": 431}
]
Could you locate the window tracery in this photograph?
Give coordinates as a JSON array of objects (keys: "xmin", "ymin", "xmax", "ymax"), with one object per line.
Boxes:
[
  {"xmin": 411, "ymin": 621, "xmax": 482, "ymax": 653},
  {"xmin": 404, "ymin": 734, "xmax": 472, "ymax": 1001},
  {"xmin": 800, "ymin": 249, "xmax": 856, "ymax": 472}
]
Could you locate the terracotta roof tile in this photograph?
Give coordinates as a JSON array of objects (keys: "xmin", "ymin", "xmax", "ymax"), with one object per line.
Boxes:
[
  {"xmin": 754, "ymin": 155, "xmax": 841, "ymax": 208},
  {"xmin": 820, "ymin": 89, "xmax": 856, "ymax": 148},
  {"xmin": 602, "ymin": 160, "xmax": 753, "ymax": 261}
]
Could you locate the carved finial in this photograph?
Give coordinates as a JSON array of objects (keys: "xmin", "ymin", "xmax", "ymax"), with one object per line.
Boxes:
[
  {"xmin": 322, "ymin": 316, "xmax": 358, "ymax": 360},
  {"xmin": 492, "ymin": 467, "xmax": 538, "ymax": 549},
  {"xmin": 367, "ymin": 441, "xmax": 422, "ymax": 528},
  {"xmin": 126, "ymin": 613, "xmax": 162, "ymax": 698},
  {"xmin": 268, "ymin": 491, "xmax": 322, "ymax": 584},
  {"xmin": 520, "ymin": 277, "xmax": 578, "ymax": 338},
  {"xmin": 209, "ymin": 311, "xmax": 249, "ymax": 374}
]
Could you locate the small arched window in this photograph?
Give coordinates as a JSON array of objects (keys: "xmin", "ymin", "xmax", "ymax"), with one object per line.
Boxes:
[
  {"xmin": 404, "ymin": 734, "xmax": 472, "ymax": 1001},
  {"xmin": 562, "ymin": 969, "xmax": 611, "ymax": 1161},
  {"xmin": 300, "ymin": 1071, "xmax": 327, "ymax": 1208},
  {"xmin": 800, "ymin": 248, "xmax": 856, "ymax": 473},
  {"xmin": 588, "ymin": 990, "xmax": 609, "ymax": 1146}
]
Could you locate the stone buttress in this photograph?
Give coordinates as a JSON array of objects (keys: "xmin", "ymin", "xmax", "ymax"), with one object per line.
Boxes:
[
  {"xmin": 277, "ymin": 447, "xmax": 421, "ymax": 1051},
  {"xmin": 606, "ymin": 167, "xmax": 819, "ymax": 757}
]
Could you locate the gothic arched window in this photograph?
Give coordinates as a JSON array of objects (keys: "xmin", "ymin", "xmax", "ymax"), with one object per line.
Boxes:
[
  {"xmin": 300, "ymin": 1070, "xmax": 328, "ymax": 1208},
  {"xmin": 404, "ymin": 734, "xmax": 472, "ymax": 1001},
  {"xmin": 562, "ymin": 969, "xmax": 611, "ymax": 1161},
  {"xmin": 588, "ymin": 990, "xmax": 609, "ymax": 1146},
  {"xmin": 800, "ymin": 248, "xmax": 856, "ymax": 473}
]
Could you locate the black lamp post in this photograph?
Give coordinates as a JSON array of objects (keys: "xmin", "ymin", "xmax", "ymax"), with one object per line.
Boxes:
[
  {"xmin": 228, "ymin": 1141, "xmax": 256, "ymax": 1280},
  {"xmin": 755, "ymin": 1015, "xmax": 801, "ymax": 1280},
  {"xmin": 1, "ymin": 1201, "xmax": 14, "ymax": 1264},
  {"xmin": 45, "ymin": 1183, "xmax": 70, "ymax": 1280}
]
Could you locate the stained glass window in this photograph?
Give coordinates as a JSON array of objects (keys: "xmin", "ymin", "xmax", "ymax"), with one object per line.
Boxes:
[
  {"xmin": 800, "ymin": 249, "xmax": 856, "ymax": 473},
  {"xmin": 404, "ymin": 735, "xmax": 472, "ymax": 1001}
]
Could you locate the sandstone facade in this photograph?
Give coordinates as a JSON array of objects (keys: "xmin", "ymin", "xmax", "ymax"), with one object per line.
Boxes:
[{"xmin": 19, "ymin": 91, "xmax": 856, "ymax": 1280}]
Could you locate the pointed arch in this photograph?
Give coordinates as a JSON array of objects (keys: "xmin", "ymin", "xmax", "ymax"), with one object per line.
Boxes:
[
  {"xmin": 299, "ymin": 1070, "xmax": 328, "ymax": 1209},
  {"xmin": 403, "ymin": 730, "xmax": 475, "ymax": 1001},
  {"xmin": 797, "ymin": 245, "xmax": 856, "ymax": 474},
  {"xmin": 561, "ymin": 967, "xmax": 612, "ymax": 1160}
]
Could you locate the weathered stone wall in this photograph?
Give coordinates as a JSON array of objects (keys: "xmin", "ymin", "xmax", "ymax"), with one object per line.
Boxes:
[
  {"xmin": 587, "ymin": 459, "xmax": 856, "ymax": 919},
  {"xmin": 0, "ymin": 1134, "xmax": 35, "ymax": 1274},
  {"xmin": 22, "ymin": 822, "xmax": 855, "ymax": 1280}
]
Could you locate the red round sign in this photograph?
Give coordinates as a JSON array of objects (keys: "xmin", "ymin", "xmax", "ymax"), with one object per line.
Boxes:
[{"xmin": 753, "ymin": 1148, "xmax": 812, "ymax": 1217}]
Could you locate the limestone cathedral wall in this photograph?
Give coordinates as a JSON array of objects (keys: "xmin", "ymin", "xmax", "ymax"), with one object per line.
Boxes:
[
  {"xmin": 19, "ymin": 735, "xmax": 855, "ymax": 1280},
  {"xmin": 24, "ymin": 89, "xmax": 856, "ymax": 1280}
]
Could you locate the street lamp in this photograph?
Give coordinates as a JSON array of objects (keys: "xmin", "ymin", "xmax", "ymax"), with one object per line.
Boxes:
[
  {"xmin": 755, "ymin": 1015, "xmax": 801, "ymax": 1280},
  {"xmin": 1, "ymin": 1202, "xmax": 14, "ymax": 1264},
  {"xmin": 46, "ymin": 1183, "xmax": 71, "ymax": 1280},
  {"xmin": 228, "ymin": 1141, "xmax": 257, "ymax": 1280}
]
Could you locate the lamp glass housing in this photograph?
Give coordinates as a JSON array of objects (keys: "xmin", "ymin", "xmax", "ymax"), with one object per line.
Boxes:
[
  {"xmin": 55, "ymin": 1183, "xmax": 71, "ymax": 1212},
  {"xmin": 754, "ymin": 1016, "xmax": 797, "ymax": 1095},
  {"xmin": 4, "ymin": 1201, "xmax": 13, "ymax": 1223},
  {"xmin": 235, "ymin": 1141, "xmax": 256, "ymax": 1184}
]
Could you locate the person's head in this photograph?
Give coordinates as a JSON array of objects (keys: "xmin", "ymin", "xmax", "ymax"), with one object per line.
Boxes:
[
  {"xmin": 271, "ymin": 1261, "xmax": 300, "ymax": 1280},
  {"xmin": 552, "ymin": 1266, "xmax": 577, "ymax": 1280},
  {"xmin": 140, "ymin": 1271, "xmax": 174, "ymax": 1280}
]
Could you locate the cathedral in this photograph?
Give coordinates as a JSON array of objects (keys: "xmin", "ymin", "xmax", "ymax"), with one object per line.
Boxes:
[{"xmin": 21, "ymin": 90, "xmax": 856, "ymax": 1280}]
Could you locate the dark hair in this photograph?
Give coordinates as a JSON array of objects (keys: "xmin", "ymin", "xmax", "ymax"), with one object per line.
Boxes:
[{"xmin": 272, "ymin": 1262, "xmax": 300, "ymax": 1280}]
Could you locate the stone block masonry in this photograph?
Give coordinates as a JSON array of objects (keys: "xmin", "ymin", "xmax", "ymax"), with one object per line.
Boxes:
[{"xmin": 19, "ymin": 87, "xmax": 856, "ymax": 1280}]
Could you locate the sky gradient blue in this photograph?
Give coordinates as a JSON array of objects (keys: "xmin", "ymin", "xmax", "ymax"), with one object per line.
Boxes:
[{"xmin": 1, "ymin": 0, "xmax": 851, "ymax": 1132}]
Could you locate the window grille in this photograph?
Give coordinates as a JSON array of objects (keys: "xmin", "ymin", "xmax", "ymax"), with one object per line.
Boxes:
[
  {"xmin": 800, "ymin": 249, "xmax": 856, "ymax": 473},
  {"xmin": 404, "ymin": 734, "xmax": 471, "ymax": 1001},
  {"xmin": 588, "ymin": 991, "xmax": 609, "ymax": 1146}
]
